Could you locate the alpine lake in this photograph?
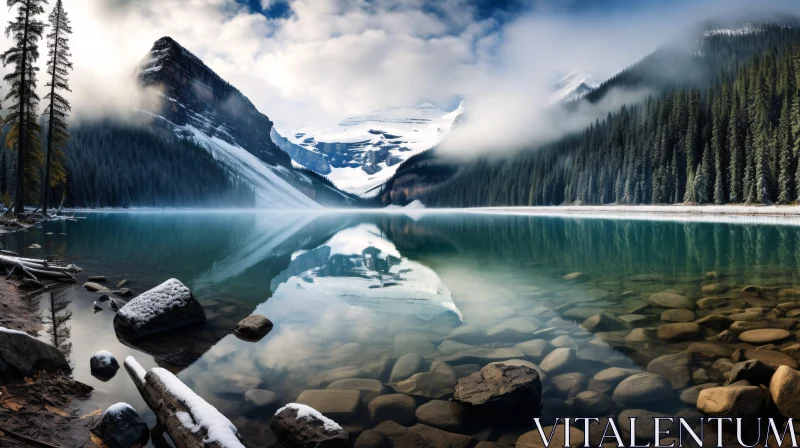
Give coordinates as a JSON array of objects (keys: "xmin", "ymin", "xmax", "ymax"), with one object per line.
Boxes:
[{"xmin": 4, "ymin": 210, "xmax": 800, "ymax": 447}]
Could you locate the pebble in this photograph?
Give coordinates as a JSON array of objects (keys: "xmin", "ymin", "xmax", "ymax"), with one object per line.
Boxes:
[
  {"xmin": 744, "ymin": 349, "xmax": 799, "ymax": 369},
  {"xmin": 660, "ymin": 309, "xmax": 696, "ymax": 322},
  {"xmin": 367, "ymin": 394, "xmax": 416, "ymax": 425},
  {"xmin": 612, "ymin": 373, "xmax": 672, "ymax": 407},
  {"xmin": 648, "ymin": 292, "xmax": 695, "ymax": 310},
  {"xmin": 656, "ymin": 323, "xmax": 701, "ymax": 342},
  {"xmin": 414, "ymin": 400, "xmax": 465, "ymax": 431},
  {"xmin": 390, "ymin": 353, "xmax": 424, "ymax": 383},
  {"xmin": 539, "ymin": 348, "xmax": 575, "ymax": 374}
]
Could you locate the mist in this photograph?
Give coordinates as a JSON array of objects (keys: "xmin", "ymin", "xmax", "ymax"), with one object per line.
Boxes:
[{"xmin": 1, "ymin": 0, "xmax": 799, "ymax": 157}]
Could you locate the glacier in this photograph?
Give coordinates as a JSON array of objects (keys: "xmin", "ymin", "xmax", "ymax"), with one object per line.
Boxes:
[{"xmin": 274, "ymin": 102, "xmax": 464, "ymax": 198}]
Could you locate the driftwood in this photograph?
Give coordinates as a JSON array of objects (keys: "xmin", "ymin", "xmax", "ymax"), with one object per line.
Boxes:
[
  {"xmin": 0, "ymin": 255, "xmax": 80, "ymax": 283},
  {"xmin": 124, "ymin": 357, "xmax": 245, "ymax": 448}
]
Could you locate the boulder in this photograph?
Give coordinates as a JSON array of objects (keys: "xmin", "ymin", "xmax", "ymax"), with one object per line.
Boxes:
[
  {"xmin": 686, "ymin": 342, "xmax": 735, "ymax": 359},
  {"xmin": 550, "ymin": 372, "xmax": 588, "ymax": 399},
  {"xmin": 233, "ymin": 314, "xmax": 273, "ymax": 340},
  {"xmin": 539, "ymin": 348, "xmax": 575, "ymax": 374},
  {"xmin": 696, "ymin": 386, "xmax": 763, "ymax": 417},
  {"xmin": 517, "ymin": 426, "xmax": 585, "ymax": 448},
  {"xmin": 113, "ymin": 279, "xmax": 206, "ymax": 339},
  {"xmin": 769, "ymin": 366, "xmax": 800, "ymax": 418},
  {"xmin": 368, "ymin": 394, "xmax": 416, "ymax": 425},
  {"xmin": 453, "ymin": 363, "xmax": 542, "ymax": 419},
  {"xmin": 582, "ymin": 314, "xmax": 627, "ymax": 332},
  {"xmin": 738, "ymin": 329, "xmax": 791, "ymax": 344},
  {"xmin": 296, "ymin": 390, "xmax": 361, "ymax": 423},
  {"xmin": 447, "ymin": 326, "xmax": 485, "ymax": 345},
  {"xmin": 327, "ymin": 378, "xmax": 386, "ymax": 403},
  {"xmin": 661, "ymin": 309, "xmax": 696, "ymax": 322},
  {"xmin": 393, "ymin": 372, "xmax": 455, "ymax": 399},
  {"xmin": 648, "ymin": 292, "xmax": 695, "ymax": 310},
  {"xmin": 415, "ymin": 400, "xmax": 465, "ymax": 431},
  {"xmin": 624, "ymin": 328, "xmax": 650, "ymax": 343},
  {"xmin": 0, "ymin": 327, "xmax": 71, "ymax": 379},
  {"xmin": 90, "ymin": 350, "xmax": 120, "ymax": 380},
  {"xmin": 389, "ymin": 353, "xmax": 424, "ymax": 383},
  {"xmin": 593, "ymin": 367, "xmax": 640, "ymax": 385},
  {"xmin": 679, "ymin": 383, "xmax": 721, "ymax": 405},
  {"xmin": 572, "ymin": 391, "xmax": 615, "ymax": 416},
  {"xmin": 270, "ymin": 403, "xmax": 350, "ymax": 448},
  {"xmin": 725, "ymin": 360, "xmax": 775, "ymax": 386},
  {"xmin": 656, "ymin": 323, "xmax": 701, "ymax": 342},
  {"xmin": 647, "ymin": 352, "xmax": 692, "ymax": 376},
  {"xmin": 612, "ymin": 373, "xmax": 672, "ymax": 407},
  {"xmin": 744, "ymin": 349, "xmax": 799, "ymax": 369},
  {"xmin": 244, "ymin": 389, "xmax": 278, "ymax": 408},
  {"xmin": 514, "ymin": 339, "xmax": 549, "ymax": 359},
  {"xmin": 90, "ymin": 403, "xmax": 149, "ymax": 448},
  {"xmin": 618, "ymin": 409, "xmax": 671, "ymax": 441},
  {"xmin": 354, "ymin": 430, "xmax": 387, "ymax": 448}
]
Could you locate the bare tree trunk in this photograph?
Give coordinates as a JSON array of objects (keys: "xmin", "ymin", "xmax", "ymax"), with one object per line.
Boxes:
[{"xmin": 14, "ymin": 1, "xmax": 31, "ymax": 215}]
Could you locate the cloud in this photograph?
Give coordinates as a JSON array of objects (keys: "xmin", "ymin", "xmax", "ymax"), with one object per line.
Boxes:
[{"xmin": 1, "ymin": 0, "xmax": 799, "ymax": 155}]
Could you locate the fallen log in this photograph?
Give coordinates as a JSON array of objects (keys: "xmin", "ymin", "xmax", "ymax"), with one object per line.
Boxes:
[
  {"xmin": 0, "ymin": 255, "xmax": 80, "ymax": 282},
  {"xmin": 123, "ymin": 356, "xmax": 246, "ymax": 448}
]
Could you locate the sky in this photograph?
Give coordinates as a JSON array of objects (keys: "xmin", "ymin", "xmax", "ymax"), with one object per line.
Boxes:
[{"xmin": 2, "ymin": 0, "xmax": 800, "ymax": 154}]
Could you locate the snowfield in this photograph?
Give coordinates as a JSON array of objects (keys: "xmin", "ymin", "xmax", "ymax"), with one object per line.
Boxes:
[{"xmin": 278, "ymin": 102, "xmax": 464, "ymax": 197}]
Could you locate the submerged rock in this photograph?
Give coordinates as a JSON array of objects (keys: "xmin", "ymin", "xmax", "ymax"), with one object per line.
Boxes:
[
  {"xmin": 368, "ymin": 394, "xmax": 416, "ymax": 425},
  {"xmin": 415, "ymin": 400, "xmax": 465, "ymax": 431},
  {"xmin": 738, "ymin": 328, "xmax": 791, "ymax": 344},
  {"xmin": 84, "ymin": 281, "xmax": 110, "ymax": 292},
  {"xmin": 296, "ymin": 390, "xmax": 361, "ymax": 423},
  {"xmin": 612, "ymin": 373, "xmax": 672, "ymax": 407},
  {"xmin": 648, "ymin": 292, "xmax": 695, "ymax": 310},
  {"xmin": 453, "ymin": 363, "xmax": 542, "ymax": 419},
  {"xmin": 113, "ymin": 278, "xmax": 206, "ymax": 339},
  {"xmin": 696, "ymin": 386, "xmax": 763, "ymax": 417},
  {"xmin": 233, "ymin": 314, "xmax": 274, "ymax": 340},
  {"xmin": 726, "ymin": 360, "xmax": 775, "ymax": 386},
  {"xmin": 0, "ymin": 327, "xmax": 71, "ymax": 380},
  {"xmin": 90, "ymin": 350, "xmax": 120, "ymax": 380},
  {"xmin": 270, "ymin": 403, "xmax": 350, "ymax": 448},
  {"xmin": 656, "ymin": 323, "xmax": 701, "ymax": 342},
  {"xmin": 769, "ymin": 366, "xmax": 800, "ymax": 418},
  {"xmin": 90, "ymin": 403, "xmax": 150, "ymax": 448}
]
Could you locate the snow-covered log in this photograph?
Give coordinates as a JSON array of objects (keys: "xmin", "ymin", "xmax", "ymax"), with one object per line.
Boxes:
[
  {"xmin": 0, "ymin": 254, "xmax": 80, "ymax": 282},
  {"xmin": 123, "ymin": 356, "xmax": 246, "ymax": 448}
]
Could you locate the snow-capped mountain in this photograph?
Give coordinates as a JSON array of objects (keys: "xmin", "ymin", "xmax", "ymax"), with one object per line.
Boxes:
[
  {"xmin": 137, "ymin": 37, "xmax": 342, "ymax": 208},
  {"xmin": 551, "ymin": 70, "xmax": 601, "ymax": 104},
  {"xmin": 273, "ymin": 102, "xmax": 465, "ymax": 197}
]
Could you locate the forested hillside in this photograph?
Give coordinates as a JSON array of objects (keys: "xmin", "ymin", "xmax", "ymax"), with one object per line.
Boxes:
[
  {"xmin": 61, "ymin": 122, "xmax": 256, "ymax": 208},
  {"xmin": 418, "ymin": 24, "xmax": 800, "ymax": 207}
]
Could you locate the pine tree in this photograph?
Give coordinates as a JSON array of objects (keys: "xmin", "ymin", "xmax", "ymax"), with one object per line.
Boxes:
[
  {"xmin": 729, "ymin": 95, "xmax": 743, "ymax": 202},
  {"xmin": 2, "ymin": 0, "xmax": 47, "ymax": 213},
  {"xmin": 777, "ymin": 97, "xmax": 793, "ymax": 203},
  {"xmin": 41, "ymin": 0, "xmax": 72, "ymax": 215}
]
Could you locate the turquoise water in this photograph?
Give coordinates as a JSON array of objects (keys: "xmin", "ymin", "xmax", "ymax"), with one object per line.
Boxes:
[{"xmin": 3, "ymin": 211, "xmax": 800, "ymax": 446}]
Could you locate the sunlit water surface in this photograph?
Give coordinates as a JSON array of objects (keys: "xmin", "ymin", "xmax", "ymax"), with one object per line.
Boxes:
[{"xmin": 4, "ymin": 211, "xmax": 800, "ymax": 446}]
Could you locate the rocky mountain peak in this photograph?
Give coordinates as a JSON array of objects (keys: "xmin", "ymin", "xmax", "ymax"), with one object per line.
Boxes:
[{"xmin": 137, "ymin": 36, "xmax": 291, "ymax": 167}]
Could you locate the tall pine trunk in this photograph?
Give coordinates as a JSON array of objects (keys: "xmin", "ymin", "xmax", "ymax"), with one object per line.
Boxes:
[
  {"xmin": 42, "ymin": 7, "xmax": 61, "ymax": 216},
  {"xmin": 14, "ymin": 1, "xmax": 31, "ymax": 215}
]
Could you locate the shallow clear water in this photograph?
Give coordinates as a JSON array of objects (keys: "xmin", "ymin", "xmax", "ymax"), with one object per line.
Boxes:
[{"xmin": 4, "ymin": 211, "xmax": 800, "ymax": 446}]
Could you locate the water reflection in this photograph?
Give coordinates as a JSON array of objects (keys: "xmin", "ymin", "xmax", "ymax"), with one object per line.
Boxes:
[{"xmin": 4, "ymin": 212, "xmax": 800, "ymax": 445}]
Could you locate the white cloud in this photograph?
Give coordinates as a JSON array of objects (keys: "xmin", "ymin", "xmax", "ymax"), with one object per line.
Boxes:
[{"xmin": 1, "ymin": 0, "xmax": 799, "ymax": 155}]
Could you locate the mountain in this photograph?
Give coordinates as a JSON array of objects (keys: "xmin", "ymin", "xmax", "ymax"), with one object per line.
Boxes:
[
  {"xmin": 272, "ymin": 102, "xmax": 465, "ymax": 197},
  {"xmin": 380, "ymin": 19, "xmax": 800, "ymax": 208},
  {"xmin": 134, "ymin": 37, "xmax": 358, "ymax": 208},
  {"xmin": 551, "ymin": 70, "xmax": 600, "ymax": 103}
]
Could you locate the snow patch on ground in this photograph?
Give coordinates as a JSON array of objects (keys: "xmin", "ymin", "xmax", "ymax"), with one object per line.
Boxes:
[
  {"xmin": 275, "ymin": 403, "xmax": 343, "ymax": 432},
  {"xmin": 116, "ymin": 279, "xmax": 193, "ymax": 330},
  {"xmin": 152, "ymin": 367, "xmax": 245, "ymax": 448}
]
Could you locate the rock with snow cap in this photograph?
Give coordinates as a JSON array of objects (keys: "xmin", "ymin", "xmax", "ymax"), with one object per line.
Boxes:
[
  {"xmin": 113, "ymin": 278, "xmax": 205, "ymax": 339},
  {"xmin": 90, "ymin": 403, "xmax": 150, "ymax": 448},
  {"xmin": 90, "ymin": 350, "xmax": 120, "ymax": 380},
  {"xmin": 269, "ymin": 403, "xmax": 351, "ymax": 448}
]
